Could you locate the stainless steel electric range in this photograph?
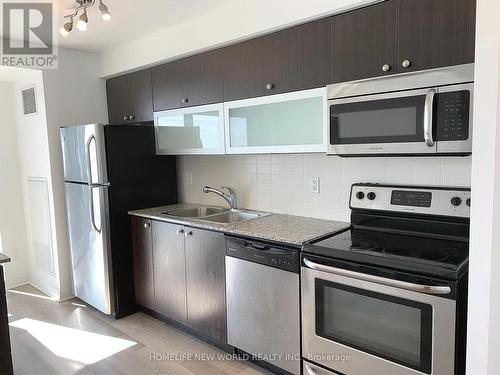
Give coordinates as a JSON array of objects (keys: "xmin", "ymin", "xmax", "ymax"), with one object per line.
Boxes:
[{"xmin": 301, "ymin": 183, "xmax": 470, "ymax": 375}]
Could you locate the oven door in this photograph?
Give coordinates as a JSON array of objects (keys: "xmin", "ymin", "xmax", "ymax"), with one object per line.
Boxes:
[
  {"xmin": 301, "ymin": 258, "xmax": 456, "ymax": 375},
  {"xmin": 328, "ymin": 88, "xmax": 437, "ymax": 155}
]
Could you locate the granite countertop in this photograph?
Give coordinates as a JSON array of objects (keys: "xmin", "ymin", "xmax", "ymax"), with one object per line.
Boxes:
[
  {"xmin": 129, "ymin": 203, "xmax": 350, "ymax": 246},
  {"xmin": 0, "ymin": 253, "xmax": 11, "ymax": 264}
]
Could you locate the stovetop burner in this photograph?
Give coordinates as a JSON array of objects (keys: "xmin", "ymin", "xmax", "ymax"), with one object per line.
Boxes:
[
  {"xmin": 346, "ymin": 238, "xmax": 378, "ymax": 251},
  {"xmin": 381, "ymin": 245, "xmax": 450, "ymax": 262}
]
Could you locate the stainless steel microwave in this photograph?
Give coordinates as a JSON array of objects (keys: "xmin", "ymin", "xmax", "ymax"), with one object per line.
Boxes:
[{"xmin": 327, "ymin": 64, "xmax": 474, "ymax": 156}]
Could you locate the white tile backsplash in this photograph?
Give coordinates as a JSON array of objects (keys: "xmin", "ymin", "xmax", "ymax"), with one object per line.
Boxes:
[{"xmin": 177, "ymin": 154, "xmax": 472, "ymax": 222}]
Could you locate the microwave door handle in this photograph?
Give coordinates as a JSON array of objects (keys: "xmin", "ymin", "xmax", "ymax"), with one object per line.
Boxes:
[
  {"xmin": 424, "ymin": 89, "xmax": 436, "ymax": 147},
  {"xmin": 303, "ymin": 258, "xmax": 451, "ymax": 295}
]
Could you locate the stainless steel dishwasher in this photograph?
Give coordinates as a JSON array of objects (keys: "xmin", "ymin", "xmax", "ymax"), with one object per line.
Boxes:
[{"xmin": 225, "ymin": 237, "xmax": 300, "ymax": 375}]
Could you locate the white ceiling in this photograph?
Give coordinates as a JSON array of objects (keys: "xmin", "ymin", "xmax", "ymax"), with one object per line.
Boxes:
[{"xmin": 55, "ymin": 0, "xmax": 231, "ymax": 52}]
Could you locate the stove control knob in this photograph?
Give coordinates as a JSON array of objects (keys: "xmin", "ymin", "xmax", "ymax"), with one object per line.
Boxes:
[
  {"xmin": 451, "ymin": 197, "xmax": 462, "ymax": 207},
  {"xmin": 367, "ymin": 192, "xmax": 376, "ymax": 200},
  {"xmin": 356, "ymin": 191, "xmax": 365, "ymax": 200},
  {"xmin": 466, "ymin": 198, "xmax": 471, "ymax": 207}
]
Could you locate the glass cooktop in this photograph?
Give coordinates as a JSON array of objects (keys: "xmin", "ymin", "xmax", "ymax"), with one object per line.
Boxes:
[{"xmin": 304, "ymin": 228, "xmax": 469, "ymax": 279}]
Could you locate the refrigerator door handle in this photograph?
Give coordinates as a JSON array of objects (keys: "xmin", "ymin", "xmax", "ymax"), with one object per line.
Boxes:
[
  {"xmin": 86, "ymin": 134, "xmax": 97, "ymax": 184},
  {"xmin": 89, "ymin": 186, "xmax": 102, "ymax": 233}
]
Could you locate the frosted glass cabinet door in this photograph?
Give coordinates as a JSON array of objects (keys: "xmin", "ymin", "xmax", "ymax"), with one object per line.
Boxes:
[
  {"xmin": 225, "ymin": 88, "xmax": 326, "ymax": 154},
  {"xmin": 154, "ymin": 104, "xmax": 225, "ymax": 155}
]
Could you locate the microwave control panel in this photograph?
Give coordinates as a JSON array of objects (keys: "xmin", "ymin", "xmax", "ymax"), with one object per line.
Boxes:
[{"xmin": 436, "ymin": 90, "xmax": 470, "ymax": 141}]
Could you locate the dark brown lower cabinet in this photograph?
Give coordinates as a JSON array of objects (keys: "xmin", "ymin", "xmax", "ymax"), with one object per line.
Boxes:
[
  {"xmin": 131, "ymin": 217, "xmax": 155, "ymax": 311},
  {"xmin": 130, "ymin": 217, "xmax": 227, "ymax": 344},
  {"xmin": 152, "ymin": 221, "xmax": 188, "ymax": 325},
  {"xmin": 185, "ymin": 229, "xmax": 227, "ymax": 342}
]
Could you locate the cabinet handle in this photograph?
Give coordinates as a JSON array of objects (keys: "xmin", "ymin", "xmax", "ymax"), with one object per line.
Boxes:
[
  {"xmin": 382, "ymin": 64, "xmax": 391, "ymax": 72},
  {"xmin": 185, "ymin": 230, "xmax": 193, "ymax": 237},
  {"xmin": 177, "ymin": 229, "xmax": 185, "ymax": 235},
  {"xmin": 143, "ymin": 222, "xmax": 151, "ymax": 229},
  {"xmin": 266, "ymin": 83, "xmax": 274, "ymax": 90},
  {"xmin": 129, "ymin": 115, "xmax": 135, "ymax": 120},
  {"xmin": 181, "ymin": 98, "xmax": 188, "ymax": 104},
  {"xmin": 401, "ymin": 59, "xmax": 411, "ymax": 68}
]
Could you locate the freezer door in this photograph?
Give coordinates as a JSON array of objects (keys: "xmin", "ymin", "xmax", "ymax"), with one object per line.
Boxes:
[
  {"xmin": 65, "ymin": 182, "xmax": 113, "ymax": 314},
  {"xmin": 60, "ymin": 124, "xmax": 108, "ymax": 184}
]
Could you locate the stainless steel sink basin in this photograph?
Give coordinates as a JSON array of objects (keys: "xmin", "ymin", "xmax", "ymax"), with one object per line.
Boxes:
[
  {"xmin": 162, "ymin": 206, "xmax": 227, "ymax": 218},
  {"xmin": 200, "ymin": 209, "xmax": 267, "ymax": 224},
  {"xmin": 162, "ymin": 205, "xmax": 269, "ymax": 224}
]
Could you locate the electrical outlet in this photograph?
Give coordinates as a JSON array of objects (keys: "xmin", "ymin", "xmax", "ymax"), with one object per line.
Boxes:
[
  {"xmin": 310, "ymin": 177, "xmax": 320, "ymax": 193},
  {"xmin": 186, "ymin": 173, "xmax": 193, "ymax": 185}
]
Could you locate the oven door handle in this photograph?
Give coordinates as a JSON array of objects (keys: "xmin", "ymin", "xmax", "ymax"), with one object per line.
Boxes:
[
  {"xmin": 303, "ymin": 258, "xmax": 451, "ymax": 295},
  {"xmin": 424, "ymin": 88, "xmax": 436, "ymax": 147}
]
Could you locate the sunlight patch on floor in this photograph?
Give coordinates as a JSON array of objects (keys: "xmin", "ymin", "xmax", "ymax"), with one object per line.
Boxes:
[{"xmin": 10, "ymin": 318, "xmax": 137, "ymax": 364}]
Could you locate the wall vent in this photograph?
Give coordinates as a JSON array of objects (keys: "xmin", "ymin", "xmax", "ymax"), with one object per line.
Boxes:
[{"xmin": 22, "ymin": 86, "xmax": 37, "ymax": 115}]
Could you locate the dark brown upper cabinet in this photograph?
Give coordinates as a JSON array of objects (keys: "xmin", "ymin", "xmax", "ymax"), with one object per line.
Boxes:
[
  {"xmin": 152, "ymin": 49, "xmax": 224, "ymax": 111},
  {"xmin": 397, "ymin": 0, "xmax": 476, "ymax": 73},
  {"xmin": 331, "ymin": 0, "xmax": 476, "ymax": 83},
  {"xmin": 106, "ymin": 69, "xmax": 153, "ymax": 124},
  {"xmin": 331, "ymin": 1, "xmax": 397, "ymax": 83},
  {"xmin": 222, "ymin": 18, "xmax": 331, "ymax": 101}
]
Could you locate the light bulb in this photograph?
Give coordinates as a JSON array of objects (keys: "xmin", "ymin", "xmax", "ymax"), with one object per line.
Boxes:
[
  {"xmin": 76, "ymin": 9, "xmax": 88, "ymax": 31},
  {"xmin": 59, "ymin": 19, "xmax": 73, "ymax": 37},
  {"xmin": 76, "ymin": 19, "xmax": 87, "ymax": 31},
  {"xmin": 59, "ymin": 27, "xmax": 69, "ymax": 37},
  {"xmin": 99, "ymin": 1, "xmax": 111, "ymax": 21}
]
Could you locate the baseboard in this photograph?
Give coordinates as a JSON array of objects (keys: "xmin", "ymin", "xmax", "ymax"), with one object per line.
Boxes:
[
  {"xmin": 57, "ymin": 294, "xmax": 75, "ymax": 302},
  {"xmin": 5, "ymin": 281, "xmax": 31, "ymax": 290}
]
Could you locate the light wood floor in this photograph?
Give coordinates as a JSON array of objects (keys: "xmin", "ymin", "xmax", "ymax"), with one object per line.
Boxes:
[{"xmin": 7, "ymin": 285, "xmax": 270, "ymax": 375}]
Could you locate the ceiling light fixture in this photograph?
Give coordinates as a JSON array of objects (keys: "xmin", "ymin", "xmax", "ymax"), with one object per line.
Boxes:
[
  {"xmin": 59, "ymin": 18, "xmax": 73, "ymax": 37},
  {"xmin": 60, "ymin": 0, "xmax": 112, "ymax": 37},
  {"xmin": 76, "ymin": 8, "xmax": 88, "ymax": 31},
  {"xmin": 99, "ymin": 0, "xmax": 111, "ymax": 21}
]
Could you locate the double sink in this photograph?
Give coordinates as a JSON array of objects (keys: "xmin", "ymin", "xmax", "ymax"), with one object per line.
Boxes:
[{"xmin": 161, "ymin": 205, "xmax": 270, "ymax": 224}]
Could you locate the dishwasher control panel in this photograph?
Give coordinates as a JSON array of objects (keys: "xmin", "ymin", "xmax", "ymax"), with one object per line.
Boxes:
[{"xmin": 226, "ymin": 237, "xmax": 299, "ymax": 273}]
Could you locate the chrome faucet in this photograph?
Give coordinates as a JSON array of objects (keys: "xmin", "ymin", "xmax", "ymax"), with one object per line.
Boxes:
[{"xmin": 202, "ymin": 186, "xmax": 238, "ymax": 209}]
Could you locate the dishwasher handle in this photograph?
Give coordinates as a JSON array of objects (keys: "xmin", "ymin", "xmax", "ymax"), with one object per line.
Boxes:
[
  {"xmin": 244, "ymin": 242, "xmax": 271, "ymax": 251},
  {"xmin": 226, "ymin": 238, "xmax": 299, "ymax": 273}
]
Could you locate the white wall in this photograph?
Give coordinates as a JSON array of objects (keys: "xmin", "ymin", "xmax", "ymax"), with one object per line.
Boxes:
[
  {"xmin": 466, "ymin": 0, "xmax": 500, "ymax": 373},
  {"xmin": 99, "ymin": 0, "xmax": 379, "ymax": 77},
  {"xmin": 12, "ymin": 69, "xmax": 59, "ymax": 298},
  {"xmin": 0, "ymin": 81, "xmax": 29, "ymax": 289},
  {"xmin": 178, "ymin": 154, "xmax": 471, "ymax": 222},
  {"xmin": 41, "ymin": 47, "xmax": 108, "ymax": 300}
]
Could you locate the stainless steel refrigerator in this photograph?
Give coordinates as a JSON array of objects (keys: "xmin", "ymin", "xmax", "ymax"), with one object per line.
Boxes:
[{"xmin": 61, "ymin": 123, "xmax": 177, "ymax": 317}]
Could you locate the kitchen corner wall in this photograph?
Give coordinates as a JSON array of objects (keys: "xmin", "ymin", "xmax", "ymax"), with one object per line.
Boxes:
[
  {"xmin": 177, "ymin": 154, "xmax": 471, "ymax": 222},
  {"xmin": 0, "ymin": 81, "xmax": 29, "ymax": 289}
]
